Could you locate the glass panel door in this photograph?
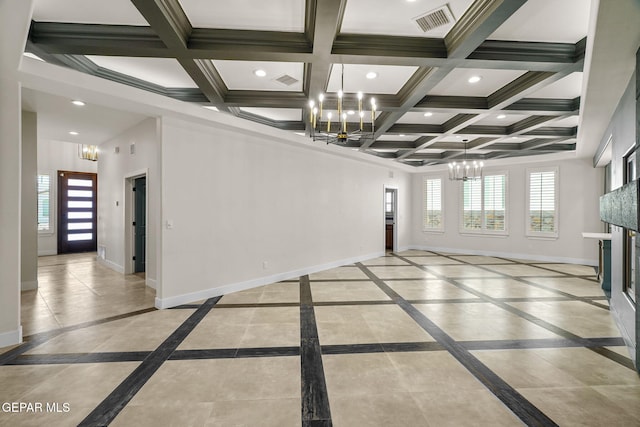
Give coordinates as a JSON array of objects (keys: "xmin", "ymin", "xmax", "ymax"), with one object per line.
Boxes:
[{"xmin": 57, "ymin": 171, "xmax": 98, "ymax": 254}]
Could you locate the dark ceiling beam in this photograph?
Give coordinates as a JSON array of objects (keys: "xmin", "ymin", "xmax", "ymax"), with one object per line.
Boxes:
[
  {"xmin": 444, "ymin": 0, "xmax": 527, "ymax": 58},
  {"xmin": 131, "ymin": 0, "xmax": 230, "ymax": 110},
  {"xmin": 371, "ymin": 0, "xmax": 527, "ymax": 149},
  {"xmin": 505, "ymin": 97, "xmax": 580, "ymax": 113},
  {"xmin": 306, "ymin": 0, "xmax": 347, "ymax": 97},
  {"xmin": 188, "ymin": 28, "xmax": 312, "ymax": 61},
  {"xmin": 28, "ymin": 22, "xmax": 169, "ymax": 56},
  {"xmin": 370, "ymin": 141, "xmax": 423, "ymax": 150},
  {"xmin": 29, "ymin": 22, "xmax": 584, "ymax": 72}
]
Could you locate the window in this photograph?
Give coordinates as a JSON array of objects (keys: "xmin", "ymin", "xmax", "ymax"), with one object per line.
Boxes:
[
  {"xmin": 423, "ymin": 177, "xmax": 443, "ymax": 231},
  {"xmin": 527, "ymin": 168, "xmax": 558, "ymax": 238},
  {"xmin": 461, "ymin": 173, "xmax": 507, "ymax": 234},
  {"xmin": 37, "ymin": 174, "xmax": 52, "ymax": 233}
]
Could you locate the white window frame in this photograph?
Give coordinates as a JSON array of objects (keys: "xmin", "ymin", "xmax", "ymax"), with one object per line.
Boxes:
[
  {"xmin": 459, "ymin": 171, "xmax": 508, "ymax": 236},
  {"xmin": 423, "ymin": 175, "xmax": 444, "ymax": 232},
  {"xmin": 526, "ymin": 166, "xmax": 559, "ymax": 239},
  {"xmin": 37, "ymin": 173, "xmax": 54, "ymax": 235}
]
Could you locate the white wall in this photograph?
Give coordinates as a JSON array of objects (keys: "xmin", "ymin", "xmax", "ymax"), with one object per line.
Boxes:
[
  {"xmin": 37, "ymin": 139, "xmax": 98, "ymax": 255},
  {"xmin": 22, "ymin": 111, "xmax": 38, "ymax": 290},
  {"xmin": 97, "ymin": 117, "xmax": 160, "ymax": 288},
  {"xmin": 411, "ymin": 157, "xmax": 604, "ymax": 265},
  {"xmin": 158, "ymin": 117, "xmax": 411, "ymax": 307}
]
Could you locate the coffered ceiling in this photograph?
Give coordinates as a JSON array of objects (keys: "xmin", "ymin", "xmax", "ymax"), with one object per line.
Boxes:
[{"xmin": 26, "ymin": 0, "xmax": 590, "ymax": 167}]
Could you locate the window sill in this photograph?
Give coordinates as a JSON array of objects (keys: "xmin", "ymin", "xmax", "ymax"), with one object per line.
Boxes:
[
  {"xmin": 526, "ymin": 235, "xmax": 558, "ymax": 241},
  {"xmin": 423, "ymin": 229, "xmax": 444, "ymax": 234},
  {"xmin": 459, "ymin": 232, "xmax": 508, "ymax": 238}
]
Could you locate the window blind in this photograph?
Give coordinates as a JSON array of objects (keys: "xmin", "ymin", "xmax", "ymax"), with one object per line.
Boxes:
[
  {"xmin": 484, "ymin": 175, "xmax": 505, "ymax": 231},
  {"xmin": 529, "ymin": 171, "xmax": 556, "ymax": 233},
  {"xmin": 423, "ymin": 178, "xmax": 442, "ymax": 230},
  {"xmin": 37, "ymin": 174, "xmax": 51, "ymax": 232}
]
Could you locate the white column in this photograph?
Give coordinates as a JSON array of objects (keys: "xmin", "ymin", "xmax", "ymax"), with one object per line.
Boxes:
[
  {"xmin": 22, "ymin": 111, "xmax": 38, "ymax": 291},
  {"xmin": 0, "ymin": 0, "xmax": 34, "ymax": 347}
]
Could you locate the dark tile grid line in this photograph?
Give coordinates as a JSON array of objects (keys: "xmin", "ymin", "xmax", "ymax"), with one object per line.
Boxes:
[
  {"xmin": 78, "ymin": 297, "xmax": 221, "ymax": 426},
  {"xmin": 0, "ymin": 307, "xmax": 157, "ymax": 366},
  {"xmin": 427, "ymin": 252, "xmax": 610, "ymax": 311},
  {"xmin": 7, "ymin": 336, "xmax": 626, "ymax": 366},
  {"xmin": 300, "ymin": 275, "xmax": 332, "ymax": 427},
  {"xmin": 393, "ymin": 253, "xmax": 635, "ymax": 371},
  {"xmin": 355, "ymin": 262, "xmax": 559, "ymax": 427}
]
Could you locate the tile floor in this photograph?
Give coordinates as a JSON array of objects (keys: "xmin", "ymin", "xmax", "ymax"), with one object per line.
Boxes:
[{"xmin": 1, "ymin": 250, "xmax": 639, "ymax": 426}]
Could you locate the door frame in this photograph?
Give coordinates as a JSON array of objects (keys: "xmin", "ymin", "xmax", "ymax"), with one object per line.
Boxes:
[
  {"xmin": 383, "ymin": 185, "xmax": 398, "ymax": 253},
  {"xmin": 124, "ymin": 169, "xmax": 148, "ymax": 276}
]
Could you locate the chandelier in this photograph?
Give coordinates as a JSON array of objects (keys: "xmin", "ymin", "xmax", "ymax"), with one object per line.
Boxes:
[
  {"xmin": 448, "ymin": 139, "xmax": 483, "ymax": 181},
  {"xmin": 78, "ymin": 144, "xmax": 98, "ymax": 161},
  {"xmin": 308, "ymin": 64, "xmax": 376, "ymax": 145}
]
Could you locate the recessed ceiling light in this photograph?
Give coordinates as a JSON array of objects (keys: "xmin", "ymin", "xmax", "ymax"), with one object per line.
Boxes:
[
  {"xmin": 399, "ymin": 134, "xmax": 406, "ymax": 137},
  {"xmin": 347, "ymin": 110, "xmax": 355, "ymax": 115},
  {"xmin": 366, "ymin": 71, "xmax": 378, "ymax": 79},
  {"xmin": 497, "ymin": 114, "xmax": 507, "ymax": 119},
  {"xmin": 423, "ymin": 112, "xmax": 433, "ymax": 117},
  {"xmin": 468, "ymin": 76, "xmax": 482, "ymax": 84},
  {"xmin": 71, "ymin": 100, "xmax": 85, "ymax": 106},
  {"xmin": 69, "ymin": 131, "xmax": 79, "ymax": 136},
  {"xmin": 455, "ymin": 135, "xmax": 461, "ymax": 138},
  {"xmin": 254, "ymin": 69, "xmax": 267, "ymax": 77}
]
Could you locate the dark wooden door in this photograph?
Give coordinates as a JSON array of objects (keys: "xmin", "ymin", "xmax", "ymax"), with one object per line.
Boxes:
[
  {"xmin": 57, "ymin": 171, "xmax": 97, "ymax": 254},
  {"xmin": 134, "ymin": 176, "xmax": 146, "ymax": 273}
]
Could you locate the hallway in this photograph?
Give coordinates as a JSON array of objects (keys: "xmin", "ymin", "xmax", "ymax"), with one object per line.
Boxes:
[{"xmin": 1, "ymin": 250, "xmax": 638, "ymax": 426}]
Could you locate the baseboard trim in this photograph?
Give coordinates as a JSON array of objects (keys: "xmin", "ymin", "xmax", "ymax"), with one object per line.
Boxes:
[
  {"xmin": 97, "ymin": 257, "xmax": 125, "ymax": 274},
  {"xmin": 21, "ymin": 280, "xmax": 38, "ymax": 291},
  {"xmin": 37, "ymin": 249, "xmax": 57, "ymax": 256},
  {"xmin": 0, "ymin": 326, "xmax": 22, "ymax": 348},
  {"xmin": 155, "ymin": 251, "xmax": 385, "ymax": 309},
  {"xmin": 408, "ymin": 245, "xmax": 598, "ymax": 267}
]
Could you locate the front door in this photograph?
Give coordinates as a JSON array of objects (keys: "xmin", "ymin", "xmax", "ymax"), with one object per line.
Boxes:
[
  {"xmin": 57, "ymin": 171, "xmax": 97, "ymax": 254},
  {"xmin": 134, "ymin": 176, "xmax": 146, "ymax": 273}
]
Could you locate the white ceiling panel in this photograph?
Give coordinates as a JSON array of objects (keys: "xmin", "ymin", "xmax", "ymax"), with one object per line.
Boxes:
[
  {"xmin": 240, "ymin": 108, "xmax": 302, "ymax": 121},
  {"xmin": 528, "ymin": 72, "xmax": 583, "ymax": 99},
  {"xmin": 550, "ymin": 116, "xmax": 579, "ymax": 127},
  {"xmin": 416, "ymin": 148, "xmax": 445, "ymax": 154},
  {"xmin": 213, "ymin": 60, "xmax": 304, "ymax": 91},
  {"xmin": 33, "ymin": 0, "xmax": 148, "ymax": 25},
  {"xmin": 326, "ymin": 64, "xmax": 419, "ymax": 95},
  {"xmin": 473, "ymin": 113, "xmax": 529, "ymax": 126},
  {"xmin": 489, "ymin": 0, "xmax": 590, "ymax": 43},
  {"xmin": 397, "ymin": 111, "xmax": 458, "ymax": 124},
  {"xmin": 22, "ymin": 88, "xmax": 148, "ymax": 145},
  {"xmin": 341, "ymin": 0, "xmax": 474, "ymax": 38},
  {"xmin": 428, "ymin": 68, "xmax": 526, "ymax": 97},
  {"xmin": 180, "ymin": 0, "xmax": 304, "ymax": 31},
  {"xmin": 87, "ymin": 56, "xmax": 198, "ymax": 88}
]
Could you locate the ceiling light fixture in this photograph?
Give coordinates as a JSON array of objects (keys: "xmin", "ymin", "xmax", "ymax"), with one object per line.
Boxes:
[
  {"xmin": 366, "ymin": 71, "xmax": 378, "ymax": 79},
  {"xmin": 468, "ymin": 76, "xmax": 482, "ymax": 84},
  {"xmin": 69, "ymin": 131, "xmax": 79, "ymax": 136},
  {"xmin": 497, "ymin": 114, "xmax": 506, "ymax": 119},
  {"xmin": 78, "ymin": 144, "xmax": 98, "ymax": 162},
  {"xmin": 71, "ymin": 100, "xmax": 85, "ymax": 107},
  {"xmin": 254, "ymin": 69, "xmax": 267, "ymax": 77},
  {"xmin": 424, "ymin": 112, "xmax": 433, "ymax": 117},
  {"xmin": 448, "ymin": 139, "xmax": 483, "ymax": 181},
  {"xmin": 308, "ymin": 64, "xmax": 376, "ymax": 145}
]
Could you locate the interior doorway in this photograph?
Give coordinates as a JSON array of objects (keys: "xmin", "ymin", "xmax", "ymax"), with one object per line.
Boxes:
[
  {"xmin": 385, "ymin": 187, "xmax": 397, "ymax": 252},
  {"xmin": 57, "ymin": 171, "xmax": 97, "ymax": 254},
  {"xmin": 124, "ymin": 171, "xmax": 148, "ymax": 276},
  {"xmin": 134, "ymin": 176, "xmax": 147, "ymax": 273}
]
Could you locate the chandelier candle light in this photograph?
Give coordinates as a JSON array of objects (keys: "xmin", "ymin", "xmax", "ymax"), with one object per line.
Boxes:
[
  {"xmin": 308, "ymin": 65, "xmax": 376, "ymax": 145},
  {"xmin": 448, "ymin": 139, "xmax": 483, "ymax": 181},
  {"xmin": 78, "ymin": 144, "xmax": 98, "ymax": 161}
]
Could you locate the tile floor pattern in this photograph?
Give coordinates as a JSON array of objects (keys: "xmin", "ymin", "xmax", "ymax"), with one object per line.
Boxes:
[{"xmin": 1, "ymin": 251, "xmax": 639, "ymax": 426}]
